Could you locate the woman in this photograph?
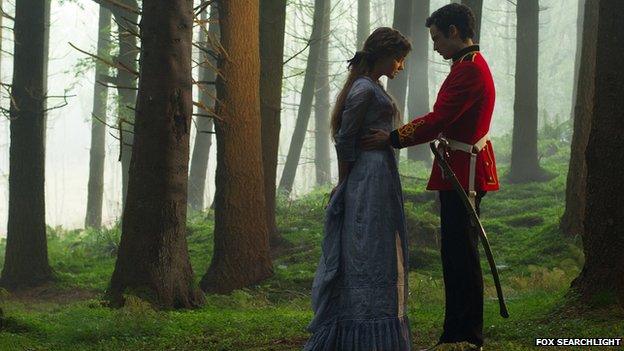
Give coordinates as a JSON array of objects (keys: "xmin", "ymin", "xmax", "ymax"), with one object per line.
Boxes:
[{"xmin": 304, "ymin": 27, "xmax": 413, "ymax": 351}]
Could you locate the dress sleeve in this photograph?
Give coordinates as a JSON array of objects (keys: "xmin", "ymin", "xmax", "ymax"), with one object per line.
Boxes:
[
  {"xmin": 335, "ymin": 79, "xmax": 375, "ymax": 162},
  {"xmin": 389, "ymin": 64, "xmax": 484, "ymax": 148}
]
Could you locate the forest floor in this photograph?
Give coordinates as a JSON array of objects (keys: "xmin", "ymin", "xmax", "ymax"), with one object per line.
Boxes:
[{"xmin": 1, "ymin": 136, "xmax": 623, "ymax": 350}]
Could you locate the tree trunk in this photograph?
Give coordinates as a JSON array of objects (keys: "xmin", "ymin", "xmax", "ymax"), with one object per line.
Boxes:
[
  {"xmin": 569, "ymin": 0, "xmax": 624, "ymax": 308},
  {"xmin": 260, "ymin": 0, "xmax": 287, "ymax": 246},
  {"xmin": 357, "ymin": 0, "xmax": 370, "ymax": 49},
  {"xmin": 504, "ymin": 1, "xmax": 513, "ymax": 76},
  {"xmin": 201, "ymin": 0, "xmax": 273, "ymax": 294},
  {"xmin": 107, "ymin": 0, "xmax": 204, "ymax": 309},
  {"xmin": 85, "ymin": 7, "xmax": 111, "ymax": 229},
  {"xmin": 113, "ymin": 0, "xmax": 139, "ymax": 208},
  {"xmin": 188, "ymin": 5, "xmax": 218, "ymax": 211},
  {"xmin": 407, "ymin": 0, "xmax": 431, "ymax": 162},
  {"xmin": 560, "ymin": 0, "xmax": 596, "ymax": 237},
  {"xmin": 0, "ymin": 0, "xmax": 2, "ymax": 90},
  {"xmin": 570, "ymin": 0, "xmax": 585, "ymax": 121},
  {"xmin": 0, "ymin": 0, "xmax": 53, "ymax": 289},
  {"xmin": 278, "ymin": 0, "xmax": 329, "ymax": 194},
  {"xmin": 461, "ymin": 0, "xmax": 482, "ymax": 43},
  {"xmin": 315, "ymin": 0, "xmax": 331, "ymax": 185},
  {"xmin": 387, "ymin": 0, "xmax": 412, "ymax": 122},
  {"xmin": 509, "ymin": 0, "xmax": 547, "ymax": 183}
]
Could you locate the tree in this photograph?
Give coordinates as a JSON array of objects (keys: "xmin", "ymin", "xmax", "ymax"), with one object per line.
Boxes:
[
  {"xmin": 570, "ymin": 0, "xmax": 585, "ymax": 122},
  {"xmin": 357, "ymin": 0, "xmax": 370, "ymax": 49},
  {"xmin": 107, "ymin": 0, "xmax": 204, "ymax": 308},
  {"xmin": 278, "ymin": 0, "xmax": 329, "ymax": 194},
  {"xmin": 259, "ymin": 0, "xmax": 287, "ymax": 245},
  {"xmin": 188, "ymin": 5, "xmax": 218, "ymax": 211},
  {"xmin": 406, "ymin": 0, "xmax": 431, "ymax": 162},
  {"xmin": 85, "ymin": 7, "xmax": 112, "ymax": 229},
  {"xmin": 569, "ymin": 0, "xmax": 624, "ymax": 308},
  {"xmin": 315, "ymin": 0, "xmax": 331, "ymax": 185},
  {"xmin": 114, "ymin": 0, "xmax": 139, "ymax": 207},
  {"xmin": 560, "ymin": 0, "xmax": 595, "ymax": 237},
  {"xmin": 509, "ymin": 0, "xmax": 548, "ymax": 183},
  {"xmin": 201, "ymin": 0, "xmax": 273, "ymax": 293},
  {"xmin": 461, "ymin": 0, "xmax": 482, "ymax": 43},
  {"xmin": 386, "ymin": 0, "xmax": 413, "ymax": 123},
  {"xmin": 89, "ymin": 0, "xmax": 139, "ymax": 209},
  {"xmin": 1, "ymin": 0, "xmax": 53, "ymax": 289},
  {"xmin": 0, "ymin": 0, "xmax": 3, "ymax": 89}
]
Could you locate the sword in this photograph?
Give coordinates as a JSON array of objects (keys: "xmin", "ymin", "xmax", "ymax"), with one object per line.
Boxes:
[{"xmin": 430, "ymin": 139, "xmax": 509, "ymax": 319}]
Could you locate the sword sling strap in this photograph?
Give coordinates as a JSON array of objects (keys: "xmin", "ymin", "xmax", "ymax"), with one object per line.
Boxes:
[{"xmin": 443, "ymin": 133, "xmax": 489, "ymax": 208}]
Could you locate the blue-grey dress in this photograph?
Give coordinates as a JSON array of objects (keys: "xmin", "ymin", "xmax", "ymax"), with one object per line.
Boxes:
[{"xmin": 304, "ymin": 76, "xmax": 412, "ymax": 351}]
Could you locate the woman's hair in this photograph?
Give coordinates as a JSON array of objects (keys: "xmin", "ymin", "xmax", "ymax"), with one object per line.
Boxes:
[{"xmin": 330, "ymin": 27, "xmax": 411, "ymax": 140}]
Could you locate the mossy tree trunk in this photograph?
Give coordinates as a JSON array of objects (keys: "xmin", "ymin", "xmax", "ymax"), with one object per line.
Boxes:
[
  {"xmin": 1, "ymin": 0, "xmax": 53, "ymax": 289},
  {"xmin": 107, "ymin": 0, "xmax": 204, "ymax": 309},
  {"xmin": 569, "ymin": 0, "xmax": 624, "ymax": 308},
  {"xmin": 560, "ymin": 0, "xmax": 596, "ymax": 237}
]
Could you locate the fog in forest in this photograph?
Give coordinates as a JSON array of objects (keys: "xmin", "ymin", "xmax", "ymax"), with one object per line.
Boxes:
[{"xmin": 0, "ymin": 0, "xmax": 578, "ymax": 236}]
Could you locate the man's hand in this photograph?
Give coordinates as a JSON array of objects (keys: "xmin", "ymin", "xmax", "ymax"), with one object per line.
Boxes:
[{"xmin": 360, "ymin": 128, "xmax": 390, "ymax": 150}]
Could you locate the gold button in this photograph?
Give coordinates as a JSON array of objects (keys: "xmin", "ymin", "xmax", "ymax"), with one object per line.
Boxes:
[
  {"xmin": 485, "ymin": 162, "xmax": 490, "ymax": 166},
  {"xmin": 488, "ymin": 176, "xmax": 493, "ymax": 180}
]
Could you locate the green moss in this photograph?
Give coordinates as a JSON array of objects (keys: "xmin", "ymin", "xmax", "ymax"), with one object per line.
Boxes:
[{"xmin": 0, "ymin": 138, "xmax": 621, "ymax": 350}]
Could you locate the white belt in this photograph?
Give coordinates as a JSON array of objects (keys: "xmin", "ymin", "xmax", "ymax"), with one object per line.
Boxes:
[{"xmin": 441, "ymin": 133, "xmax": 489, "ymax": 208}]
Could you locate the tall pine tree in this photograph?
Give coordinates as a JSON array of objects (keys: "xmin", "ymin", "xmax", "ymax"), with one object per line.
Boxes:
[
  {"xmin": 108, "ymin": 0, "xmax": 204, "ymax": 308},
  {"xmin": 201, "ymin": 0, "xmax": 273, "ymax": 293}
]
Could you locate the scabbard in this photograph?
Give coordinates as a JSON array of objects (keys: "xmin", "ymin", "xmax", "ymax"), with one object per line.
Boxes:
[{"xmin": 429, "ymin": 141, "xmax": 509, "ymax": 318}]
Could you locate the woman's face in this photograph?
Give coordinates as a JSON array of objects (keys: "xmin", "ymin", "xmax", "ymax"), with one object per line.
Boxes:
[{"xmin": 377, "ymin": 55, "xmax": 406, "ymax": 79}]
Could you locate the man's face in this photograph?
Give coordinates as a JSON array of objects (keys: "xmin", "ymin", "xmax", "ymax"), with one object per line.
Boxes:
[{"xmin": 430, "ymin": 24, "xmax": 459, "ymax": 60}]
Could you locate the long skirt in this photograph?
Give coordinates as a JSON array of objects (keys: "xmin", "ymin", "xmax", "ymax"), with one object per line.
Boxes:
[{"xmin": 304, "ymin": 149, "xmax": 412, "ymax": 351}]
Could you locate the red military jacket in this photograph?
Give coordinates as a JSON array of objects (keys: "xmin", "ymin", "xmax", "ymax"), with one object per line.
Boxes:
[{"xmin": 389, "ymin": 45, "xmax": 499, "ymax": 192}]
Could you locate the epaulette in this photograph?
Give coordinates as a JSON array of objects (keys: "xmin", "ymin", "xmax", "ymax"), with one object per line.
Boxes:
[{"xmin": 459, "ymin": 51, "xmax": 478, "ymax": 63}]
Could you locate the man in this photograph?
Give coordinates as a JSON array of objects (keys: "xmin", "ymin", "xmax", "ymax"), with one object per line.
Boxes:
[{"xmin": 361, "ymin": 4, "xmax": 499, "ymax": 350}]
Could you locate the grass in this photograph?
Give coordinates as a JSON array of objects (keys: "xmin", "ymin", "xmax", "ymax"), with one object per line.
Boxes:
[{"xmin": 0, "ymin": 137, "xmax": 623, "ymax": 350}]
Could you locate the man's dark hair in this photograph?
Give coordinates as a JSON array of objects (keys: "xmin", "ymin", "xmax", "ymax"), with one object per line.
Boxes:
[{"xmin": 425, "ymin": 3, "xmax": 476, "ymax": 40}]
